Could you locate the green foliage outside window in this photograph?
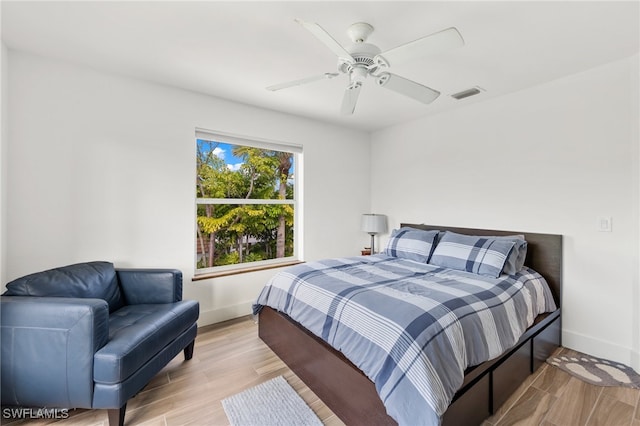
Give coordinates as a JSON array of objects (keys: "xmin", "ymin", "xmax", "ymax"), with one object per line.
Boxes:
[{"xmin": 196, "ymin": 139, "xmax": 295, "ymax": 270}]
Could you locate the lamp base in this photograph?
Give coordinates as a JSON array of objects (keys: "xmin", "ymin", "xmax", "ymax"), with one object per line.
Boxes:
[{"xmin": 370, "ymin": 233, "xmax": 376, "ymax": 255}]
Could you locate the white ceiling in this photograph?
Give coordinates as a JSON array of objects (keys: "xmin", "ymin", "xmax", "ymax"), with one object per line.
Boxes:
[{"xmin": 2, "ymin": 1, "xmax": 639, "ymax": 132}]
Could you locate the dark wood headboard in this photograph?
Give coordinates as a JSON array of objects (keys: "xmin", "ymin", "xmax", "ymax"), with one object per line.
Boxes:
[{"xmin": 401, "ymin": 223, "xmax": 563, "ymax": 307}]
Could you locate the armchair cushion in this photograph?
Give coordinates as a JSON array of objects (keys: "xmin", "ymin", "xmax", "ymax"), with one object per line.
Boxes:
[
  {"xmin": 3, "ymin": 262, "xmax": 124, "ymax": 313},
  {"xmin": 93, "ymin": 300, "xmax": 199, "ymax": 384}
]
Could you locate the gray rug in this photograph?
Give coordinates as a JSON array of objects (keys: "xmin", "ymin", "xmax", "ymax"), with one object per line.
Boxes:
[
  {"xmin": 222, "ymin": 376, "xmax": 323, "ymax": 426},
  {"xmin": 547, "ymin": 349, "xmax": 640, "ymax": 389}
]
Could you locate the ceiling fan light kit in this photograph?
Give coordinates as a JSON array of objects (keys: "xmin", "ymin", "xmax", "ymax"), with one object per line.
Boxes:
[{"xmin": 268, "ymin": 19, "xmax": 465, "ymax": 115}]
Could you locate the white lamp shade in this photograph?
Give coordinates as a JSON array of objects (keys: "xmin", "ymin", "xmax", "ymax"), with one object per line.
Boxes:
[{"xmin": 361, "ymin": 214, "xmax": 387, "ymax": 234}]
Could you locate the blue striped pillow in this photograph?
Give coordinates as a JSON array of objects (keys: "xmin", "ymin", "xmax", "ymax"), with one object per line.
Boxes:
[
  {"xmin": 428, "ymin": 231, "xmax": 516, "ymax": 278},
  {"xmin": 493, "ymin": 235, "xmax": 528, "ymax": 275},
  {"xmin": 383, "ymin": 228, "xmax": 439, "ymax": 263}
]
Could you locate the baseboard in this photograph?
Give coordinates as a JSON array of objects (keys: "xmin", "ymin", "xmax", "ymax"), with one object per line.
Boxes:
[
  {"xmin": 563, "ymin": 329, "xmax": 638, "ymax": 372},
  {"xmin": 631, "ymin": 350, "xmax": 640, "ymax": 373},
  {"xmin": 197, "ymin": 301, "xmax": 253, "ymax": 326}
]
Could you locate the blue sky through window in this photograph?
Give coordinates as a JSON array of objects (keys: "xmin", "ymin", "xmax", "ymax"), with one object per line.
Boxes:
[{"xmin": 197, "ymin": 139, "xmax": 295, "ymax": 176}]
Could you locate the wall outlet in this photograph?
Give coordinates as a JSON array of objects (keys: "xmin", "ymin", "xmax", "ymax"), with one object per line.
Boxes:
[{"xmin": 597, "ymin": 216, "xmax": 612, "ymax": 232}]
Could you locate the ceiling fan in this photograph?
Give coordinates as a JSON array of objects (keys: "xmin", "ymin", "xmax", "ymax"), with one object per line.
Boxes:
[{"xmin": 267, "ymin": 20, "xmax": 464, "ymax": 115}]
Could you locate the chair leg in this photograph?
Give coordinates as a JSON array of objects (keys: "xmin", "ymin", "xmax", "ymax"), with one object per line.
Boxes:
[
  {"xmin": 107, "ymin": 405, "xmax": 126, "ymax": 426},
  {"xmin": 184, "ymin": 340, "xmax": 195, "ymax": 360}
]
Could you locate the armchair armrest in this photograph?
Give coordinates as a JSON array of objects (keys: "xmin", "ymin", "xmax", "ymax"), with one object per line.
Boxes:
[
  {"xmin": 0, "ymin": 296, "xmax": 109, "ymax": 408},
  {"xmin": 116, "ymin": 269, "xmax": 182, "ymax": 304}
]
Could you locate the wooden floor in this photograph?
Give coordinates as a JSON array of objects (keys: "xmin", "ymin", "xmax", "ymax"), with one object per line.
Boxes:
[
  {"xmin": 484, "ymin": 347, "xmax": 640, "ymax": 426},
  {"xmin": 3, "ymin": 316, "xmax": 640, "ymax": 426}
]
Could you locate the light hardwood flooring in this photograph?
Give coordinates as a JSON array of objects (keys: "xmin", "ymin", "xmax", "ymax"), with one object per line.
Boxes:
[
  {"xmin": 484, "ymin": 347, "xmax": 640, "ymax": 426},
  {"xmin": 3, "ymin": 317, "xmax": 639, "ymax": 426}
]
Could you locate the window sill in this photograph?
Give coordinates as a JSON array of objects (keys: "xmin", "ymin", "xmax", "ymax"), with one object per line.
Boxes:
[{"xmin": 192, "ymin": 260, "xmax": 303, "ymax": 281}]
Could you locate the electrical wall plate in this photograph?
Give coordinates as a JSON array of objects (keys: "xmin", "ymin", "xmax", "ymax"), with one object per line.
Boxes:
[{"xmin": 597, "ymin": 216, "xmax": 612, "ymax": 232}]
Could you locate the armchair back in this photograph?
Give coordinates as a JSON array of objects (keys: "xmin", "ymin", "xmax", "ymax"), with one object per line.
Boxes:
[{"xmin": 3, "ymin": 261, "xmax": 124, "ymax": 313}]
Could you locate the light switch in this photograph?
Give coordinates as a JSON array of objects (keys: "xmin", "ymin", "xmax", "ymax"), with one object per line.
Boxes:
[{"xmin": 598, "ymin": 216, "xmax": 612, "ymax": 232}]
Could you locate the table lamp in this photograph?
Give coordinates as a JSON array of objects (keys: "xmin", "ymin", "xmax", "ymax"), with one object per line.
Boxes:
[{"xmin": 361, "ymin": 214, "xmax": 387, "ymax": 255}]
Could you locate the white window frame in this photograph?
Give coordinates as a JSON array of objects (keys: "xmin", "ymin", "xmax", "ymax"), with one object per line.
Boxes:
[{"xmin": 194, "ymin": 128, "xmax": 303, "ymax": 276}]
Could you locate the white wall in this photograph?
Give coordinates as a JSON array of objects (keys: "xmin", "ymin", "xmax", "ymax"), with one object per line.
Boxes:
[
  {"xmin": 371, "ymin": 55, "xmax": 640, "ymax": 370},
  {"xmin": 4, "ymin": 50, "xmax": 371, "ymax": 324},
  {"xmin": 1, "ymin": 42, "xmax": 8, "ymax": 285},
  {"xmin": 633, "ymin": 54, "xmax": 640, "ymax": 372}
]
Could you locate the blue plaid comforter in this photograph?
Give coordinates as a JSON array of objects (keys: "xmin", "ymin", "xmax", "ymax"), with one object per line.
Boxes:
[{"xmin": 253, "ymin": 255, "xmax": 557, "ymax": 425}]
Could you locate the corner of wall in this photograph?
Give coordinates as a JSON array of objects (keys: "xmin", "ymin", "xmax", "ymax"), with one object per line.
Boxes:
[
  {"xmin": 631, "ymin": 53, "xmax": 640, "ymax": 373},
  {"xmin": 1, "ymin": 42, "xmax": 9, "ymax": 287}
]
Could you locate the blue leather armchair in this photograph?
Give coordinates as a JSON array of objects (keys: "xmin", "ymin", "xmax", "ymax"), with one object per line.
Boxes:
[{"xmin": 1, "ymin": 262, "xmax": 200, "ymax": 426}]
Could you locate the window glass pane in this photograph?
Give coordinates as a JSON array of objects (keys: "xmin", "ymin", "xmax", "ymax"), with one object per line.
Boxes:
[
  {"xmin": 196, "ymin": 139, "xmax": 294, "ymax": 200},
  {"xmin": 196, "ymin": 136, "xmax": 298, "ymax": 272},
  {"xmin": 196, "ymin": 203, "xmax": 295, "ymax": 268}
]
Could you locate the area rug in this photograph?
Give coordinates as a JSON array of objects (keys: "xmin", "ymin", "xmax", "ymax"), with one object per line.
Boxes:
[
  {"xmin": 547, "ymin": 348, "xmax": 640, "ymax": 389},
  {"xmin": 221, "ymin": 376, "xmax": 323, "ymax": 426}
]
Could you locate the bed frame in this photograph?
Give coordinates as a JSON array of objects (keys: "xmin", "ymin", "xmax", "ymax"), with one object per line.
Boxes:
[{"xmin": 258, "ymin": 224, "xmax": 562, "ymax": 425}]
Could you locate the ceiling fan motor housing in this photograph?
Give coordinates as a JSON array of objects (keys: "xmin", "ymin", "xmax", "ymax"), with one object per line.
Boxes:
[{"xmin": 340, "ymin": 42, "xmax": 383, "ymax": 74}]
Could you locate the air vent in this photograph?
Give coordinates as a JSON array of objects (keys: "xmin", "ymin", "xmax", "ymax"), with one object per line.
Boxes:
[{"xmin": 451, "ymin": 87, "xmax": 484, "ymax": 100}]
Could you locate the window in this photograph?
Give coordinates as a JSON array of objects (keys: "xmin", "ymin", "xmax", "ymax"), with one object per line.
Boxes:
[{"xmin": 195, "ymin": 130, "xmax": 302, "ymax": 276}]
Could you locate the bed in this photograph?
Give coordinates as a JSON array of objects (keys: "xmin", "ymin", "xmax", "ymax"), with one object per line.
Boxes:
[{"xmin": 254, "ymin": 224, "xmax": 562, "ymax": 425}]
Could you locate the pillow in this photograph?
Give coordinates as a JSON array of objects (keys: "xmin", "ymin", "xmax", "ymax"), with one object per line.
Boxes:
[
  {"xmin": 3, "ymin": 261, "xmax": 124, "ymax": 313},
  {"xmin": 428, "ymin": 231, "xmax": 516, "ymax": 278},
  {"xmin": 383, "ymin": 228, "xmax": 439, "ymax": 263},
  {"xmin": 492, "ymin": 235, "xmax": 528, "ymax": 275}
]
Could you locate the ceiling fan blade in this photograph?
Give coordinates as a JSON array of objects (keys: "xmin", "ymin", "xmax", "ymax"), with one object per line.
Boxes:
[
  {"xmin": 267, "ymin": 73, "xmax": 339, "ymax": 91},
  {"xmin": 295, "ymin": 19, "xmax": 355, "ymax": 62},
  {"xmin": 340, "ymin": 83, "xmax": 362, "ymax": 115},
  {"xmin": 378, "ymin": 27, "xmax": 464, "ymax": 67},
  {"xmin": 376, "ymin": 73, "xmax": 440, "ymax": 104}
]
